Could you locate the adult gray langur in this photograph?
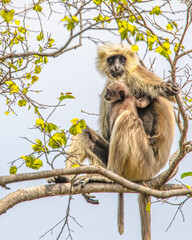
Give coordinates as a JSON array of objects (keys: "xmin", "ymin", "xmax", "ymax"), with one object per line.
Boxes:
[{"xmin": 64, "ymin": 43, "xmax": 180, "ymax": 240}]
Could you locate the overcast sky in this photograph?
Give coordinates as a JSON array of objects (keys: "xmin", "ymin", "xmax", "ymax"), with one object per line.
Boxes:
[{"xmin": 0, "ymin": 1, "xmax": 192, "ymax": 240}]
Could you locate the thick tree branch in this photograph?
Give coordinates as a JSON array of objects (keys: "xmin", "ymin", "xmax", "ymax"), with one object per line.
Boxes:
[
  {"xmin": 0, "ymin": 165, "xmax": 191, "ymax": 200},
  {"xmin": 0, "ymin": 166, "xmax": 99, "ymax": 187},
  {"xmin": 0, "ymin": 181, "xmax": 190, "ymax": 216}
]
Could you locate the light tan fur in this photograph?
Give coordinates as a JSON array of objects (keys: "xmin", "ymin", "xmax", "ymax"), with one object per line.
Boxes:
[
  {"xmin": 139, "ymin": 194, "xmax": 151, "ymax": 240},
  {"xmin": 96, "ymin": 44, "xmax": 175, "ymax": 240},
  {"xmin": 66, "ymin": 126, "xmax": 108, "ymax": 168},
  {"xmin": 105, "ymin": 82, "xmax": 151, "ymax": 135},
  {"xmin": 108, "ymin": 97, "xmax": 174, "ymax": 180},
  {"xmin": 66, "ymin": 43, "xmax": 176, "ymax": 240},
  {"xmin": 97, "ymin": 44, "xmax": 168, "ymax": 140}
]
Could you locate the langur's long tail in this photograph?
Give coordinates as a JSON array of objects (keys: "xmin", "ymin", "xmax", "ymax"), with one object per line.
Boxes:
[
  {"xmin": 139, "ymin": 194, "xmax": 151, "ymax": 240},
  {"xmin": 118, "ymin": 193, "xmax": 124, "ymax": 235}
]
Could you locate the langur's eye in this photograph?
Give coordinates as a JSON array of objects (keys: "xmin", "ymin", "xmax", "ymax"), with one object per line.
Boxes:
[
  {"xmin": 119, "ymin": 90, "xmax": 125, "ymax": 100},
  {"xmin": 106, "ymin": 89, "xmax": 111, "ymax": 95},
  {"xmin": 119, "ymin": 55, "xmax": 126, "ymax": 64},
  {"xmin": 107, "ymin": 56, "xmax": 114, "ymax": 65}
]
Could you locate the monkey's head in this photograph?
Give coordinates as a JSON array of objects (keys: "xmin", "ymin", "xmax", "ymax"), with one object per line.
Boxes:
[
  {"xmin": 96, "ymin": 43, "xmax": 139, "ymax": 81},
  {"xmin": 104, "ymin": 82, "xmax": 131, "ymax": 103},
  {"xmin": 105, "ymin": 82, "xmax": 151, "ymax": 108}
]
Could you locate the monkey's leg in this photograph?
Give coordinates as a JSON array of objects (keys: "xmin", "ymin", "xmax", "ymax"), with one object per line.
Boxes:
[
  {"xmin": 68, "ymin": 126, "xmax": 111, "ymax": 188},
  {"xmin": 65, "ymin": 126, "xmax": 109, "ymax": 204},
  {"xmin": 53, "ymin": 125, "xmax": 108, "ymax": 184},
  {"xmin": 47, "ymin": 126, "xmax": 109, "ymax": 204},
  {"xmin": 66, "ymin": 125, "xmax": 109, "ymax": 169}
]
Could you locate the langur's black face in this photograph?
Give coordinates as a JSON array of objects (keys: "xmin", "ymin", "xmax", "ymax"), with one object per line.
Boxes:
[
  {"xmin": 107, "ymin": 54, "xmax": 126, "ymax": 78},
  {"xmin": 104, "ymin": 88, "xmax": 113, "ymax": 102},
  {"xmin": 104, "ymin": 88, "xmax": 125, "ymax": 103}
]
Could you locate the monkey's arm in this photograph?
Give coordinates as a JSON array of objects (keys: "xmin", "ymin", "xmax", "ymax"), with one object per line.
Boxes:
[
  {"xmin": 99, "ymin": 81, "xmax": 111, "ymax": 140},
  {"xmin": 135, "ymin": 66, "xmax": 180, "ymax": 99}
]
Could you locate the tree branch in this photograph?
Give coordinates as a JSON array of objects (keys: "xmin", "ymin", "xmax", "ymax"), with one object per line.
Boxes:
[{"xmin": 0, "ymin": 181, "xmax": 190, "ymax": 216}]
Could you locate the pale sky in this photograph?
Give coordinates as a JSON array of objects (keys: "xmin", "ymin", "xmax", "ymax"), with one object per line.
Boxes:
[{"xmin": 0, "ymin": 1, "xmax": 192, "ymax": 240}]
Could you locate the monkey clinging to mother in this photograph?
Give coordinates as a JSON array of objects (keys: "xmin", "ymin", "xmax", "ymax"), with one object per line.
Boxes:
[{"xmin": 64, "ymin": 43, "xmax": 180, "ymax": 240}]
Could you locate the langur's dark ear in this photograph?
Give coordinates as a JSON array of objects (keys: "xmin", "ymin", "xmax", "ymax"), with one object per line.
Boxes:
[{"xmin": 119, "ymin": 90, "xmax": 125, "ymax": 100}]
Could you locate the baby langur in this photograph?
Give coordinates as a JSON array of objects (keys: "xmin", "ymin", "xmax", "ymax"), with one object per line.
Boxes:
[
  {"xmin": 105, "ymin": 82, "xmax": 156, "ymax": 148},
  {"xmin": 104, "ymin": 81, "xmax": 158, "ymax": 235}
]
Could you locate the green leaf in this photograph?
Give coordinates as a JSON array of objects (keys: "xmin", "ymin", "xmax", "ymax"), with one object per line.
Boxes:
[
  {"xmin": 72, "ymin": 164, "xmax": 80, "ymax": 168},
  {"xmin": 166, "ymin": 23, "xmax": 173, "ymax": 31},
  {"xmin": 147, "ymin": 35, "xmax": 158, "ymax": 50},
  {"xmin": 156, "ymin": 41, "xmax": 172, "ymax": 59},
  {"xmin": 3, "ymin": 0, "xmax": 10, "ymax": 3},
  {"xmin": 37, "ymin": 32, "xmax": 44, "ymax": 41},
  {"xmin": 118, "ymin": 20, "xmax": 137, "ymax": 40},
  {"xmin": 146, "ymin": 202, "xmax": 151, "ymax": 214},
  {"xmin": 172, "ymin": 21, "xmax": 178, "ymax": 28},
  {"xmin": 31, "ymin": 75, "xmax": 39, "ymax": 84},
  {"xmin": 45, "ymin": 123, "xmax": 58, "ymax": 133},
  {"xmin": 17, "ymin": 35, "xmax": 25, "ymax": 41},
  {"xmin": 148, "ymin": 35, "xmax": 158, "ymax": 44},
  {"xmin": 71, "ymin": 16, "xmax": 79, "ymax": 23},
  {"xmin": 69, "ymin": 119, "xmax": 86, "ymax": 135},
  {"xmin": 36, "ymin": 118, "xmax": 46, "ymax": 130},
  {"xmin": 79, "ymin": 119, "xmax": 86, "ymax": 129},
  {"xmin": 0, "ymin": 9, "xmax": 15, "ymax": 23},
  {"xmin": 17, "ymin": 58, "xmax": 23, "ymax": 67},
  {"xmin": 174, "ymin": 43, "xmax": 185, "ymax": 52},
  {"xmin": 59, "ymin": 94, "xmax": 75, "ymax": 101},
  {"xmin": 163, "ymin": 41, "xmax": 170, "ymax": 50},
  {"xmin": 21, "ymin": 155, "xmax": 43, "ymax": 170},
  {"xmin": 93, "ymin": 0, "xmax": 103, "ymax": 5},
  {"xmin": 5, "ymin": 80, "xmax": 19, "ymax": 93},
  {"xmin": 129, "ymin": 15, "xmax": 136, "ymax": 23},
  {"xmin": 61, "ymin": 16, "xmax": 79, "ymax": 30},
  {"xmin": 35, "ymin": 65, "xmax": 41, "ymax": 74},
  {"xmin": 181, "ymin": 172, "xmax": 192, "ymax": 179},
  {"xmin": 71, "ymin": 118, "xmax": 79, "ymax": 125},
  {"xmin": 10, "ymin": 166, "xmax": 17, "ymax": 174},
  {"xmin": 48, "ymin": 131, "xmax": 67, "ymax": 149},
  {"xmin": 48, "ymin": 38, "xmax": 55, "ymax": 48},
  {"xmin": 33, "ymin": 4, "xmax": 42, "ymax": 12},
  {"xmin": 18, "ymin": 99, "xmax": 27, "ymax": 107},
  {"xmin": 25, "ymin": 73, "xmax": 31, "ymax": 79},
  {"xmin": 94, "ymin": 14, "xmax": 104, "ymax": 22},
  {"xmin": 35, "ymin": 57, "xmax": 43, "ymax": 65},
  {"xmin": 15, "ymin": 19, "xmax": 20, "ymax": 25},
  {"xmin": 31, "ymin": 139, "xmax": 45, "ymax": 153},
  {"xmin": 136, "ymin": 33, "xmax": 145, "ymax": 42},
  {"xmin": 149, "ymin": 6, "xmax": 162, "ymax": 16},
  {"xmin": 32, "ymin": 159, "xmax": 43, "ymax": 169},
  {"xmin": 18, "ymin": 27, "xmax": 26, "ymax": 34},
  {"xmin": 44, "ymin": 56, "xmax": 48, "ymax": 64},
  {"xmin": 131, "ymin": 45, "xmax": 139, "ymax": 52},
  {"xmin": 8, "ymin": 62, "xmax": 18, "ymax": 71},
  {"xmin": 23, "ymin": 88, "xmax": 28, "ymax": 94}
]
